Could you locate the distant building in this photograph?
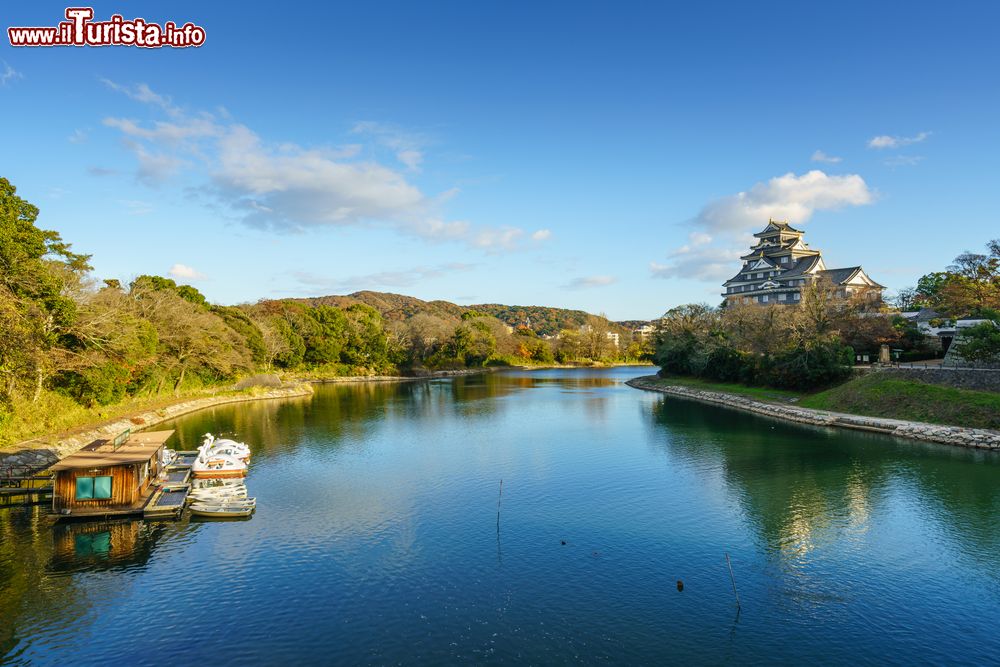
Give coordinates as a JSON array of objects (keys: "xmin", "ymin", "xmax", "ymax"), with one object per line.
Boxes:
[
  {"xmin": 605, "ymin": 332, "xmax": 620, "ymax": 347},
  {"xmin": 633, "ymin": 324, "xmax": 656, "ymax": 339},
  {"xmin": 722, "ymin": 220, "xmax": 884, "ymax": 306}
]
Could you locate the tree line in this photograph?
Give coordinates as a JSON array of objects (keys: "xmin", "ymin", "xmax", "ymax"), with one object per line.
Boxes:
[{"xmin": 0, "ymin": 178, "xmax": 651, "ymax": 434}]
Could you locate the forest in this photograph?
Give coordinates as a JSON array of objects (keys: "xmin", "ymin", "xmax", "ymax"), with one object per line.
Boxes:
[{"xmin": 0, "ymin": 178, "xmax": 650, "ymax": 444}]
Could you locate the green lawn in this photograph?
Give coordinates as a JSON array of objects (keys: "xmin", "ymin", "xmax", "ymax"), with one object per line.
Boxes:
[
  {"xmin": 643, "ymin": 375, "xmax": 803, "ymax": 402},
  {"xmin": 799, "ymin": 373, "xmax": 1000, "ymax": 430}
]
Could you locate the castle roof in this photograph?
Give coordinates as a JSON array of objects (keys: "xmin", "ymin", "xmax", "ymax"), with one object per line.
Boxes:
[
  {"xmin": 817, "ymin": 266, "xmax": 886, "ymax": 289},
  {"xmin": 753, "ymin": 220, "xmax": 804, "ymax": 238}
]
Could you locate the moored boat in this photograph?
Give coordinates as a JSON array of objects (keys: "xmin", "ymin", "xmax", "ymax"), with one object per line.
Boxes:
[
  {"xmin": 188, "ymin": 505, "xmax": 254, "ymax": 518},
  {"xmin": 202, "ymin": 433, "xmax": 251, "ymax": 463},
  {"xmin": 191, "ymin": 442, "xmax": 248, "ymax": 479}
]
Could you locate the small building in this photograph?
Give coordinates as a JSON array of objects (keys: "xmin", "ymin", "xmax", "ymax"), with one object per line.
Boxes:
[
  {"xmin": 900, "ymin": 308, "xmax": 954, "ymax": 351},
  {"xmin": 50, "ymin": 430, "xmax": 175, "ymax": 518},
  {"xmin": 722, "ymin": 220, "xmax": 884, "ymax": 306}
]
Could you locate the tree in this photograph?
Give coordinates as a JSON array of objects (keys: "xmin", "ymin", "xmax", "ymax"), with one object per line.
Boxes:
[
  {"xmin": 342, "ymin": 304, "xmax": 391, "ymax": 370},
  {"xmin": 131, "ymin": 285, "xmax": 251, "ymax": 394},
  {"xmin": 0, "ymin": 178, "xmax": 91, "ymax": 403},
  {"xmin": 955, "ymin": 311, "xmax": 1000, "ymax": 364}
]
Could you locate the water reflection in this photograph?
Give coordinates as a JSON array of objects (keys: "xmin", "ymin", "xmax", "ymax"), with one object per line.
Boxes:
[
  {"xmin": 648, "ymin": 395, "xmax": 1000, "ymax": 577},
  {"xmin": 49, "ymin": 520, "xmax": 165, "ymax": 573}
]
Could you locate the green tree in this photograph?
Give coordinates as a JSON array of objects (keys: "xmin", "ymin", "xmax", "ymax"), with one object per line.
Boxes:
[{"xmin": 0, "ymin": 177, "xmax": 91, "ymax": 403}]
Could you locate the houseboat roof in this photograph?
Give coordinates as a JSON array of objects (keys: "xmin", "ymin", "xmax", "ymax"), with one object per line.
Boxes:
[{"xmin": 49, "ymin": 430, "xmax": 175, "ymax": 472}]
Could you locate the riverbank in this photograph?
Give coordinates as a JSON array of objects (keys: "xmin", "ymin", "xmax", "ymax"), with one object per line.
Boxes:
[
  {"xmin": 0, "ymin": 368, "xmax": 499, "ymax": 470},
  {"xmin": 0, "ymin": 384, "xmax": 315, "ymax": 470},
  {"xmin": 627, "ymin": 375, "xmax": 1000, "ymax": 451}
]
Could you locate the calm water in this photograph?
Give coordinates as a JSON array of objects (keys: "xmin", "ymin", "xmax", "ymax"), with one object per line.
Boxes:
[{"xmin": 3, "ymin": 366, "xmax": 1000, "ymax": 665}]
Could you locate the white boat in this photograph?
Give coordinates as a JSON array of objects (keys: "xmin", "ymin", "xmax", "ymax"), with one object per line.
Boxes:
[
  {"xmin": 190, "ymin": 497, "xmax": 256, "ymax": 508},
  {"xmin": 191, "ymin": 442, "xmax": 248, "ymax": 479},
  {"xmin": 188, "ymin": 488, "xmax": 248, "ymax": 499},
  {"xmin": 191, "ymin": 478, "xmax": 245, "ymax": 489},
  {"xmin": 189, "ymin": 499, "xmax": 256, "ymax": 511},
  {"xmin": 189, "ymin": 505, "xmax": 254, "ymax": 518},
  {"xmin": 202, "ymin": 433, "xmax": 251, "ymax": 463}
]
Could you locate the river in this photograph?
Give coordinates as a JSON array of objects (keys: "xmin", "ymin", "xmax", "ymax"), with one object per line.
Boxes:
[{"xmin": 3, "ymin": 366, "xmax": 1000, "ymax": 664}]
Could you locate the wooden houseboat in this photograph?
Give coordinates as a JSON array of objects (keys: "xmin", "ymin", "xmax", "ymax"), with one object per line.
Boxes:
[{"xmin": 49, "ymin": 430, "xmax": 175, "ymax": 519}]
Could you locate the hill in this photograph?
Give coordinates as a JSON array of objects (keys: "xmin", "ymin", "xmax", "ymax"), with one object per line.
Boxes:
[{"xmin": 290, "ymin": 291, "xmax": 622, "ymax": 336}]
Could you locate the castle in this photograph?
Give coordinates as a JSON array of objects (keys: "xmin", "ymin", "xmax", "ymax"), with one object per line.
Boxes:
[{"xmin": 722, "ymin": 220, "xmax": 884, "ymax": 306}]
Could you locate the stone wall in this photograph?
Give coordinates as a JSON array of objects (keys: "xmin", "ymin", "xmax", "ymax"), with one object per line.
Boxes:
[
  {"xmin": 627, "ymin": 376, "xmax": 1000, "ymax": 451},
  {"xmin": 875, "ymin": 367, "xmax": 1000, "ymax": 392}
]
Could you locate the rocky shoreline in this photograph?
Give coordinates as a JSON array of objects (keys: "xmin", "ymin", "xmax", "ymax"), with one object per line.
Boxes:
[{"xmin": 627, "ymin": 375, "xmax": 1000, "ymax": 451}]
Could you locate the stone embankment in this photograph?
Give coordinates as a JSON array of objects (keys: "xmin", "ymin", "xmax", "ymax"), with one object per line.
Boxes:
[
  {"xmin": 627, "ymin": 376, "xmax": 1000, "ymax": 451},
  {"xmin": 0, "ymin": 384, "xmax": 314, "ymax": 470}
]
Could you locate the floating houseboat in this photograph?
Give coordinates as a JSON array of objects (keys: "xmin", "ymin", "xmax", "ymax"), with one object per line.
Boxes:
[{"xmin": 49, "ymin": 430, "xmax": 177, "ymax": 519}]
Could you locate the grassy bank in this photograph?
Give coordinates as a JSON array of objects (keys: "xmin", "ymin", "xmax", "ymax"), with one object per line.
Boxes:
[
  {"xmin": 800, "ymin": 373, "xmax": 1000, "ymax": 430},
  {"xmin": 0, "ymin": 386, "xmax": 241, "ymax": 450},
  {"xmin": 646, "ymin": 372, "xmax": 1000, "ymax": 431},
  {"xmin": 643, "ymin": 375, "xmax": 803, "ymax": 402}
]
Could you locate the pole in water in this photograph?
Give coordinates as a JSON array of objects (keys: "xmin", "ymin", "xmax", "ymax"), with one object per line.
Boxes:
[
  {"xmin": 496, "ymin": 478, "xmax": 503, "ymax": 533},
  {"xmin": 725, "ymin": 552, "xmax": 741, "ymax": 609}
]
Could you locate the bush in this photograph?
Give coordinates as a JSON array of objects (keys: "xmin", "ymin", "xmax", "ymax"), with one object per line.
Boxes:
[
  {"xmin": 702, "ymin": 346, "xmax": 746, "ymax": 383},
  {"xmin": 54, "ymin": 362, "xmax": 132, "ymax": 407},
  {"xmin": 766, "ymin": 343, "xmax": 853, "ymax": 390}
]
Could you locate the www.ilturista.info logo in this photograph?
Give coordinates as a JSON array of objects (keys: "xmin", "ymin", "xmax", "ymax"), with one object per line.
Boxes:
[{"xmin": 8, "ymin": 7, "xmax": 206, "ymax": 48}]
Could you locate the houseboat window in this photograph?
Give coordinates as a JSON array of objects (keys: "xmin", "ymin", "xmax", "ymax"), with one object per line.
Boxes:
[{"xmin": 76, "ymin": 475, "xmax": 113, "ymax": 500}]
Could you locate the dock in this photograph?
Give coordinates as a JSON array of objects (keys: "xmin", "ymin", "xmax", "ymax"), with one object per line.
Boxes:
[
  {"xmin": 0, "ymin": 464, "xmax": 54, "ymax": 506},
  {"xmin": 143, "ymin": 485, "xmax": 191, "ymax": 519}
]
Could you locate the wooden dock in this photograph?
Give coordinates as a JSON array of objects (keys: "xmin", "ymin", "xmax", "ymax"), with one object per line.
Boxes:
[
  {"xmin": 0, "ymin": 464, "xmax": 54, "ymax": 506},
  {"xmin": 143, "ymin": 485, "xmax": 190, "ymax": 519}
]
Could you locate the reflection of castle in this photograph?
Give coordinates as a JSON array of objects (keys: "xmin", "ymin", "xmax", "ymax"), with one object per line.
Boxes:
[{"xmin": 722, "ymin": 220, "xmax": 884, "ymax": 306}]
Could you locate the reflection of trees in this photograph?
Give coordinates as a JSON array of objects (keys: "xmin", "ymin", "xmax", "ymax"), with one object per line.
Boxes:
[
  {"xmin": 647, "ymin": 396, "xmax": 1000, "ymax": 566},
  {"xmin": 1, "ymin": 511, "xmax": 157, "ymax": 656}
]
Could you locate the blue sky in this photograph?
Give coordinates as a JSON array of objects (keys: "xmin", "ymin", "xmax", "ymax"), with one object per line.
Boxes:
[{"xmin": 2, "ymin": 1, "xmax": 998, "ymax": 320}]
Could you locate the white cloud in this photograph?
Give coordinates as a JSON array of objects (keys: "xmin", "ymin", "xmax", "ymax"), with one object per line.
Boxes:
[
  {"xmin": 290, "ymin": 262, "xmax": 474, "ymax": 293},
  {"xmin": 693, "ymin": 170, "xmax": 873, "ymax": 235},
  {"xmin": 100, "ymin": 78, "xmax": 180, "ymax": 116},
  {"xmin": 651, "ymin": 169, "xmax": 874, "ymax": 283},
  {"xmin": 531, "ymin": 229, "xmax": 552, "ymax": 241},
  {"xmin": 104, "ymin": 116, "xmax": 219, "ymax": 143},
  {"xmin": 352, "ymin": 120, "xmax": 426, "ymax": 172},
  {"xmin": 650, "ymin": 247, "xmax": 745, "ymax": 282},
  {"xmin": 867, "ymin": 131, "xmax": 930, "ymax": 149},
  {"xmin": 1, "ymin": 61, "xmax": 22, "ymax": 86},
  {"xmin": 169, "ymin": 263, "xmax": 206, "ymax": 280},
  {"xmin": 68, "ymin": 129, "xmax": 88, "ymax": 144},
  {"xmin": 883, "ymin": 155, "xmax": 924, "ymax": 168},
  {"xmin": 125, "ymin": 140, "xmax": 187, "ymax": 186},
  {"xmin": 396, "ymin": 149, "xmax": 423, "ymax": 171},
  {"xmin": 811, "ymin": 149, "xmax": 842, "ymax": 163},
  {"xmin": 101, "ymin": 83, "xmax": 526, "ymax": 250},
  {"xmin": 565, "ymin": 275, "xmax": 617, "ymax": 289},
  {"xmin": 119, "ymin": 199, "xmax": 153, "ymax": 215}
]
